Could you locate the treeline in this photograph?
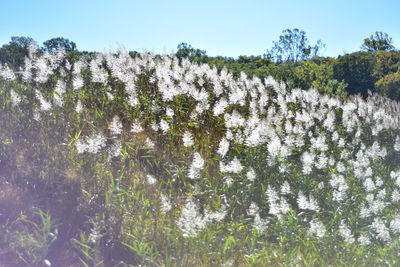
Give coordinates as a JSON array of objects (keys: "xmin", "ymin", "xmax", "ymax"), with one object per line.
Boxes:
[{"xmin": 1, "ymin": 30, "xmax": 399, "ymax": 100}]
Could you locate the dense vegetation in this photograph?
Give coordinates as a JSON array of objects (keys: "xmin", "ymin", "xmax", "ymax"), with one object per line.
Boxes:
[
  {"xmin": 1, "ymin": 30, "xmax": 399, "ymax": 102},
  {"xmin": 0, "ymin": 31, "xmax": 399, "ymax": 266}
]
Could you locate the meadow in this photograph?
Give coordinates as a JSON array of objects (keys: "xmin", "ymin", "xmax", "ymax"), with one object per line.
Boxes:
[{"xmin": 0, "ymin": 45, "xmax": 400, "ymax": 266}]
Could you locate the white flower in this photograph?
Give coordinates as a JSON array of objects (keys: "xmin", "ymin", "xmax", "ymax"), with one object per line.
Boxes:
[
  {"xmin": 219, "ymin": 157, "xmax": 243, "ymax": 174},
  {"xmin": 309, "ymin": 219, "xmax": 326, "ymax": 238},
  {"xmin": 297, "ymin": 191, "xmax": 319, "ymax": 212},
  {"xmin": 217, "ymin": 137, "xmax": 230, "ymax": 158},
  {"xmin": 166, "ymin": 107, "xmax": 174, "ymax": 118},
  {"xmin": 358, "ymin": 234, "xmax": 371, "ymax": 246},
  {"xmin": 339, "ymin": 221, "xmax": 355, "ymax": 244},
  {"xmin": 246, "ymin": 168, "xmax": 256, "ymax": 182},
  {"xmin": 109, "ymin": 116, "xmax": 123, "ymax": 135},
  {"xmin": 160, "ymin": 194, "xmax": 172, "ymax": 213},
  {"xmin": 159, "ymin": 119, "xmax": 169, "ymax": 134},
  {"xmin": 0, "ymin": 64, "xmax": 16, "ymax": 81},
  {"xmin": 213, "ymin": 98, "xmax": 228, "ymax": 116},
  {"xmin": 188, "ymin": 152, "xmax": 204, "ymax": 179},
  {"xmin": 182, "ymin": 131, "xmax": 194, "ymax": 147},
  {"xmin": 280, "ymin": 181, "xmax": 291, "ymax": 195},
  {"xmin": 177, "ymin": 198, "xmax": 226, "ymax": 238},
  {"xmin": 390, "ymin": 214, "xmax": 400, "ymax": 234},
  {"xmin": 108, "ymin": 141, "xmax": 122, "ymax": 159},
  {"xmin": 75, "ymin": 100, "xmax": 83, "ymax": 113},
  {"xmin": 130, "ymin": 121, "xmax": 143, "ymax": 133},
  {"xmin": 370, "ymin": 217, "xmax": 390, "ymax": 242},
  {"xmin": 146, "ymin": 174, "xmax": 157, "ymax": 185},
  {"xmin": 10, "ymin": 90, "xmax": 21, "ymax": 107},
  {"xmin": 35, "ymin": 90, "xmax": 52, "ymax": 111},
  {"xmin": 395, "ymin": 136, "xmax": 400, "ymax": 151},
  {"xmin": 145, "ymin": 137, "xmax": 155, "ymax": 148},
  {"xmin": 75, "ymin": 132, "xmax": 107, "ymax": 154}
]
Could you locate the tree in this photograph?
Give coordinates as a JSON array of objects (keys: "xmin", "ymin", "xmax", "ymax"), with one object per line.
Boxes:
[
  {"xmin": 0, "ymin": 36, "xmax": 36, "ymax": 69},
  {"xmin": 176, "ymin": 43, "xmax": 207, "ymax": 63},
  {"xmin": 333, "ymin": 52, "xmax": 376, "ymax": 96},
  {"xmin": 43, "ymin": 37, "xmax": 77, "ymax": 52},
  {"xmin": 361, "ymin": 32, "xmax": 395, "ymax": 52},
  {"xmin": 266, "ymin": 29, "xmax": 325, "ymax": 63},
  {"xmin": 375, "ymin": 71, "xmax": 400, "ymax": 100},
  {"xmin": 372, "ymin": 51, "xmax": 400, "ymax": 80}
]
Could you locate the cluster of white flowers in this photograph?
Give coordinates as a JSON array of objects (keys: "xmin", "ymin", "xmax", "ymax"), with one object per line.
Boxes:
[
  {"xmin": 75, "ymin": 132, "xmax": 107, "ymax": 154},
  {"xmin": 2, "ymin": 47, "xmax": 400, "ymax": 244},
  {"xmin": 297, "ymin": 191, "xmax": 320, "ymax": 212},
  {"xmin": 188, "ymin": 152, "xmax": 204, "ymax": 179},
  {"xmin": 309, "ymin": 218, "xmax": 326, "ymax": 238},
  {"xmin": 177, "ymin": 198, "xmax": 226, "ymax": 237},
  {"xmin": 219, "ymin": 157, "xmax": 243, "ymax": 174},
  {"xmin": 182, "ymin": 131, "xmax": 194, "ymax": 147},
  {"xmin": 109, "ymin": 115, "xmax": 123, "ymax": 135}
]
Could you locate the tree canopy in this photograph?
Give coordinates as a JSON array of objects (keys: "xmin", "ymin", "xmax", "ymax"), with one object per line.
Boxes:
[
  {"xmin": 265, "ymin": 29, "xmax": 325, "ymax": 63},
  {"xmin": 361, "ymin": 32, "xmax": 395, "ymax": 53}
]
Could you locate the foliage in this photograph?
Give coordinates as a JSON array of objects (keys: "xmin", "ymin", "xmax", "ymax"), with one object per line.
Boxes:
[
  {"xmin": 333, "ymin": 52, "xmax": 377, "ymax": 96},
  {"xmin": 0, "ymin": 36, "xmax": 36, "ymax": 69},
  {"xmin": 361, "ymin": 32, "xmax": 395, "ymax": 53},
  {"xmin": 176, "ymin": 42, "xmax": 208, "ymax": 63},
  {"xmin": 266, "ymin": 28, "xmax": 325, "ymax": 63},
  {"xmin": 375, "ymin": 71, "xmax": 400, "ymax": 100},
  {"xmin": 0, "ymin": 37, "xmax": 400, "ymax": 266}
]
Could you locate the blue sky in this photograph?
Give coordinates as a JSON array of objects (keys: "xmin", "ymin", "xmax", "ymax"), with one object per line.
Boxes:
[{"xmin": 1, "ymin": 0, "xmax": 398, "ymax": 58}]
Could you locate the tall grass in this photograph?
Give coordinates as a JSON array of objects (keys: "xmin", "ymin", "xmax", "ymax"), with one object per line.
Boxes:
[{"xmin": 0, "ymin": 45, "xmax": 399, "ymax": 266}]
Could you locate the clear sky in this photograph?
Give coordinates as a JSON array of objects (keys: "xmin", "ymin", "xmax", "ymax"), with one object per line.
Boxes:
[{"xmin": 1, "ymin": 0, "xmax": 398, "ymax": 58}]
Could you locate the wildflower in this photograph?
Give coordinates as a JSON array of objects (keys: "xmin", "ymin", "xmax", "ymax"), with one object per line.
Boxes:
[
  {"xmin": 246, "ymin": 168, "xmax": 256, "ymax": 182},
  {"xmin": 108, "ymin": 141, "xmax": 122, "ymax": 159},
  {"xmin": 146, "ymin": 174, "xmax": 157, "ymax": 185},
  {"xmin": 309, "ymin": 219, "xmax": 326, "ymax": 238},
  {"xmin": 390, "ymin": 214, "xmax": 400, "ymax": 234},
  {"xmin": 224, "ymin": 176, "xmax": 234, "ymax": 187},
  {"xmin": 75, "ymin": 100, "xmax": 83, "ymax": 113},
  {"xmin": 75, "ymin": 132, "xmax": 107, "ymax": 154},
  {"xmin": 370, "ymin": 217, "xmax": 390, "ymax": 242},
  {"xmin": 217, "ymin": 137, "xmax": 230, "ymax": 158},
  {"xmin": 395, "ymin": 136, "xmax": 400, "ymax": 151},
  {"xmin": 130, "ymin": 121, "xmax": 143, "ymax": 133},
  {"xmin": 339, "ymin": 220, "xmax": 355, "ymax": 244},
  {"xmin": 109, "ymin": 116, "xmax": 123, "ymax": 135},
  {"xmin": 10, "ymin": 90, "xmax": 21, "ymax": 107},
  {"xmin": 144, "ymin": 138, "xmax": 155, "ymax": 148},
  {"xmin": 280, "ymin": 181, "xmax": 291, "ymax": 195},
  {"xmin": 213, "ymin": 98, "xmax": 228, "ymax": 116},
  {"xmin": 301, "ymin": 151, "xmax": 315, "ymax": 174},
  {"xmin": 188, "ymin": 152, "xmax": 204, "ymax": 179},
  {"xmin": 159, "ymin": 119, "xmax": 169, "ymax": 134},
  {"xmin": 177, "ymin": 198, "xmax": 225, "ymax": 237},
  {"xmin": 166, "ymin": 107, "xmax": 174, "ymax": 118},
  {"xmin": 392, "ymin": 189, "xmax": 400, "ymax": 202},
  {"xmin": 54, "ymin": 80, "xmax": 66, "ymax": 107},
  {"xmin": 160, "ymin": 194, "xmax": 172, "ymax": 213},
  {"xmin": 35, "ymin": 90, "xmax": 52, "ymax": 111},
  {"xmin": 297, "ymin": 191, "xmax": 319, "ymax": 212},
  {"xmin": 73, "ymin": 75, "xmax": 84, "ymax": 90},
  {"xmin": 358, "ymin": 234, "xmax": 371, "ymax": 246},
  {"xmin": 219, "ymin": 157, "xmax": 243, "ymax": 174},
  {"xmin": 182, "ymin": 131, "xmax": 194, "ymax": 147}
]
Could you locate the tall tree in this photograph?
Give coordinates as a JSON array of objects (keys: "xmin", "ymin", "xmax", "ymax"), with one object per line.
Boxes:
[
  {"xmin": 266, "ymin": 29, "xmax": 325, "ymax": 63},
  {"xmin": 361, "ymin": 32, "xmax": 395, "ymax": 52},
  {"xmin": 176, "ymin": 43, "xmax": 207, "ymax": 63},
  {"xmin": 43, "ymin": 37, "xmax": 77, "ymax": 52},
  {"xmin": 0, "ymin": 36, "xmax": 36, "ymax": 69}
]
